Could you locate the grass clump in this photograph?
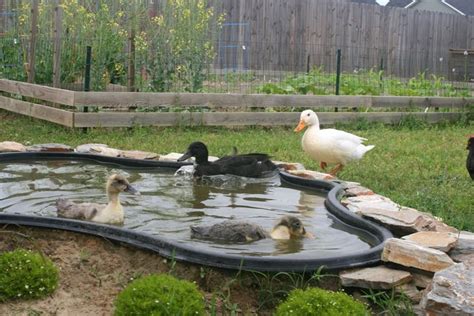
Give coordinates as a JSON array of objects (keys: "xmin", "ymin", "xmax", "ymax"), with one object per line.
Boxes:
[
  {"xmin": 114, "ymin": 274, "xmax": 205, "ymax": 316},
  {"xmin": 0, "ymin": 249, "xmax": 59, "ymax": 302},
  {"xmin": 275, "ymin": 287, "xmax": 369, "ymax": 316}
]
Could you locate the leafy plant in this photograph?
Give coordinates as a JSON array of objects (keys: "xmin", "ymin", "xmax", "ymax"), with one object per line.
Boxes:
[
  {"xmin": 114, "ymin": 274, "xmax": 205, "ymax": 316},
  {"xmin": 250, "ymin": 267, "xmax": 336, "ymax": 310},
  {"xmin": 0, "ymin": 249, "xmax": 59, "ymax": 302},
  {"xmin": 275, "ymin": 287, "xmax": 369, "ymax": 316}
]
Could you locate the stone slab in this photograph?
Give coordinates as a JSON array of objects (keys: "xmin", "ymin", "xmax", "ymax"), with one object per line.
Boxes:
[
  {"xmin": 382, "ymin": 238, "xmax": 455, "ymax": 273},
  {"xmin": 26, "ymin": 143, "xmax": 73, "ymax": 152},
  {"xmin": 402, "ymin": 232, "xmax": 458, "ymax": 252},
  {"xmin": 420, "ymin": 258, "xmax": 474, "ymax": 315},
  {"xmin": 0, "ymin": 141, "xmax": 26, "ymax": 152},
  {"xmin": 119, "ymin": 150, "xmax": 159, "ymax": 160},
  {"xmin": 340, "ymin": 265, "xmax": 412, "ymax": 290}
]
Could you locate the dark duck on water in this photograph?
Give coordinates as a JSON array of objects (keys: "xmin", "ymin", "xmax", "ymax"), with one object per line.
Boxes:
[
  {"xmin": 467, "ymin": 135, "xmax": 474, "ymax": 180},
  {"xmin": 177, "ymin": 141, "xmax": 277, "ymax": 178}
]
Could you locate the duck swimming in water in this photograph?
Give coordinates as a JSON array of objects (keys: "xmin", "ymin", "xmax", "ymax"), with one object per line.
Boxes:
[
  {"xmin": 56, "ymin": 174, "xmax": 139, "ymax": 225},
  {"xmin": 295, "ymin": 110, "xmax": 375, "ymax": 177},
  {"xmin": 190, "ymin": 215, "xmax": 314, "ymax": 242},
  {"xmin": 177, "ymin": 141, "xmax": 277, "ymax": 178}
]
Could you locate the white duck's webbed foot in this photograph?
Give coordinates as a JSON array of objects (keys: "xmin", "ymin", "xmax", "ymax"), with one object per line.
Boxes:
[{"xmin": 328, "ymin": 163, "xmax": 344, "ymax": 176}]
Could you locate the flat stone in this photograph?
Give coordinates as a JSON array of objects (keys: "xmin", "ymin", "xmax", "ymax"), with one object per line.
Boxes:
[
  {"xmin": 343, "ymin": 183, "xmax": 374, "ymax": 196},
  {"xmin": 402, "ymin": 232, "xmax": 458, "ymax": 252},
  {"xmin": 382, "ymin": 238, "xmax": 455, "ymax": 273},
  {"xmin": 420, "ymin": 258, "xmax": 474, "ymax": 315},
  {"xmin": 450, "ymin": 253, "xmax": 474, "ymax": 264},
  {"xmin": 361, "ymin": 207, "xmax": 422, "ymax": 236},
  {"xmin": 75, "ymin": 143, "xmax": 109, "ymax": 153},
  {"xmin": 343, "ymin": 194, "xmax": 401, "ymax": 213},
  {"xmin": 395, "ymin": 282, "xmax": 423, "ymax": 303},
  {"xmin": 339, "ymin": 266, "xmax": 412, "ymax": 290},
  {"xmin": 26, "ymin": 143, "xmax": 73, "ymax": 152},
  {"xmin": 273, "ymin": 161, "xmax": 305, "ymax": 171},
  {"xmin": 449, "ymin": 231, "xmax": 474, "ymax": 262},
  {"xmin": 119, "ymin": 150, "xmax": 160, "ymax": 160},
  {"xmin": 75, "ymin": 144, "xmax": 120, "ymax": 157},
  {"xmin": 288, "ymin": 169, "xmax": 335, "ymax": 180},
  {"xmin": 417, "ymin": 212, "xmax": 459, "ymax": 234},
  {"xmin": 0, "ymin": 141, "xmax": 26, "ymax": 152}
]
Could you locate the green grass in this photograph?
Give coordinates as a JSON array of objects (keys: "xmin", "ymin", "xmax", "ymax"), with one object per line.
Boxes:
[{"xmin": 0, "ymin": 110, "xmax": 472, "ymax": 231}]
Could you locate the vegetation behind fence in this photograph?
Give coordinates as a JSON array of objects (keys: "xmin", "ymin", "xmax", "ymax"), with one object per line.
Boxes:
[{"xmin": 0, "ymin": 0, "xmax": 473, "ymax": 96}]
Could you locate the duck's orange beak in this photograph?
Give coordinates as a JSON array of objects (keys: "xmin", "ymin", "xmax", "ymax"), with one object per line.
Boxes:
[{"xmin": 294, "ymin": 120, "xmax": 306, "ymax": 132}]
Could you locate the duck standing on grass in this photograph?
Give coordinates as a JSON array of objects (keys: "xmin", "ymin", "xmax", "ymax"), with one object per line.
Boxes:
[
  {"xmin": 56, "ymin": 174, "xmax": 139, "ymax": 225},
  {"xmin": 294, "ymin": 110, "xmax": 375, "ymax": 177},
  {"xmin": 467, "ymin": 135, "xmax": 474, "ymax": 180},
  {"xmin": 190, "ymin": 215, "xmax": 314, "ymax": 242},
  {"xmin": 177, "ymin": 141, "xmax": 277, "ymax": 178}
]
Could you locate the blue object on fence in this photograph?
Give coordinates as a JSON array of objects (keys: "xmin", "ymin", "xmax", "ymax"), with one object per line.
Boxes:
[{"xmin": 218, "ymin": 22, "xmax": 250, "ymax": 71}]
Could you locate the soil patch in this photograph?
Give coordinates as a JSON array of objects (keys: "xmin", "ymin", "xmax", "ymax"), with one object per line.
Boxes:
[{"xmin": 0, "ymin": 225, "xmax": 267, "ymax": 315}]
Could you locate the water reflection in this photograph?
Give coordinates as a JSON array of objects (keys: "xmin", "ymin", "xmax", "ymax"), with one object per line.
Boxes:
[{"xmin": 0, "ymin": 160, "xmax": 373, "ymax": 258}]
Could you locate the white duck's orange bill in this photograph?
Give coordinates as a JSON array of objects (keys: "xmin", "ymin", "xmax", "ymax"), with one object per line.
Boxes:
[{"xmin": 294, "ymin": 120, "xmax": 306, "ymax": 132}]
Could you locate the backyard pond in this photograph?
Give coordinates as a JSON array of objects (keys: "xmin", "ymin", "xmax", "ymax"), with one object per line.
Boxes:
[{"xmin": 0, "ymin": 160, "xmax": 374, "ymax": 259}]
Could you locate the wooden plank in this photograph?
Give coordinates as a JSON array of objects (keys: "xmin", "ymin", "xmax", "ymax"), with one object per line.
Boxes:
[
  {"xmin": 372, "ymin": 96, "xmax": 472, "ymax": 108},
  {"xmin": 0, "ymin": 79, "xmax": 75, "ymax": 106},
  {"xmin": 0, "ymin": 95, "xmax": 74, "ymax": 127},
  {"xmin": 73, "ymin": 111, "xmax": 462, "ymax": 128},
  {"xmin": 73, "ymin": 91, "xmax": 471, "ymax": 108},
  {"xmin": 74, "ymin": 92, "xmax": 372, "ymax": 107}
]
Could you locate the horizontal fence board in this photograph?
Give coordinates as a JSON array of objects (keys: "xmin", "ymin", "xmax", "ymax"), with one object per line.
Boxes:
[
  {"xmin": 372, "ymin": 96, "xmax": 473, "ymax": 108},
  {"xmin": 73, "ymin": 92, "xmax": 472, "ymax": 109},
  {"xmin": 73, "ymin": 111, "xmax": 461, "ymax": 128},
  {"xmin": 0, "ymin": 79, "xmax": 75, "ymax": 106},
  {"xmin": 0, "ymin": 95, "xmax": 74, "ymax": 127}
]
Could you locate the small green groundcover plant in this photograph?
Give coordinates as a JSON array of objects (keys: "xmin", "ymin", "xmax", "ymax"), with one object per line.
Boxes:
[
  {"xmin": 275, "ymin": 287, "xmax": 369, "ymax": 316},
  {"xmin": 114, "ymin": 274, "xmax": 205, "ymax": 316},
  {"xmin": 0, "ymin": 249, "xmax": 59, "ymax": 301}
]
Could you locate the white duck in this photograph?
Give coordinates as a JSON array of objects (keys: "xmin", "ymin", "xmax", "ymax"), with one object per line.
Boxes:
[
  {"xmin": 294, "ymin": 110, "xmax": 375, "ymax": 177},
  {"xmin": 56, "ymin": 174, "xmax": 139, "ymax": 225}
]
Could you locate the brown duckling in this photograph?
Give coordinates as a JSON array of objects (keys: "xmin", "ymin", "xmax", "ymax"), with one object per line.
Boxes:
[
  {"xmin": 190, "ymin": 215, "xmax": 314, "ymax": 243},
  {"xmin": 56, "ymin": 174, "xmax": 139, "ymax": 225}
]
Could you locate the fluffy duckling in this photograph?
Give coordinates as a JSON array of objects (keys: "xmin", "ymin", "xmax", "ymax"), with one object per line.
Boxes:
[
  {"xmin": 295, "ymin": 110, "xmax": 374, "ymax": 177},
  {"xmin": 56, "ymin": 174, "xmax": 139, "ymax": 225},
  {"xmin": 190, "ymin": 215, "xmax": 313, "ymax": 243},
  {"xmin": 178, "ymin": 141, "xmax": 277, "ymax": 178},
  {"xmin": 467, "ymin": 135, "xmax": 474, "ymax": 180}
]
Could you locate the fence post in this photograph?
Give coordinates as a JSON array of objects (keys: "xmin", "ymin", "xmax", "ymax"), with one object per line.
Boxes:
[
  {"xmin": 127, "ymin": 28, "xmax": 136, "ymax": 92},
  {"xmin": 52, "ymin": 0, "xmax": 62, "ymax": 88},
  {"xmin": 335, "ymin": 48, "xmax": 341, "ymax": 112},
  {"xmin": 82, "ymin": 46, "xmax": 92, "ymax": 132},
  {"xmin": 27, "ymin": 0, "xmax": 39, "ymax": 83}
]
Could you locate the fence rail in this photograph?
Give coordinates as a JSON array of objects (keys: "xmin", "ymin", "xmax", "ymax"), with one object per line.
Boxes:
[{"xmin": 0, "ymin": 79, "xmax": 471, "ymax": 128}]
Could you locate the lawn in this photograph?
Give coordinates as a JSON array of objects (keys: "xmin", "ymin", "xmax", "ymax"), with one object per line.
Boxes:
[{"xmin": 0, "ymin": 110, "xmax": 472, "ymax": 231}]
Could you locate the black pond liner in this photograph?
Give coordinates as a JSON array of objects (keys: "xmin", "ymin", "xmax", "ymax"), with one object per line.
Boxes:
[{"xmin": 0, "ymin": 152, "xmax": 392, "ymax": 272}]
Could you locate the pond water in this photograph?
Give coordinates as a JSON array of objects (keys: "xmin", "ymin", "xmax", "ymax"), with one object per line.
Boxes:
[{"xmin": 0, "ymin": 160, "xmax": 373, "ymax": 258}]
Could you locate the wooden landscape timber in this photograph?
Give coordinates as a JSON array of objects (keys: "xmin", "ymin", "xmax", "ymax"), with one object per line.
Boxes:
[{"xmin": 0, "ymin": 80, "xmax": 471, "ymax": 128}]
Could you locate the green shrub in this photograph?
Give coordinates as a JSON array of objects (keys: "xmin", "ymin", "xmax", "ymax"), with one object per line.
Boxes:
[
  {"xmin": 114, "ymin": 274, "xmax": 205, "ymax": 316},
  {"xmin": 0, "ymin": 249, "xmax": 59, "ymax": 301},
  {"xmin": 275, "ymin": 287, "xmax": 369, "ymax": 316}
]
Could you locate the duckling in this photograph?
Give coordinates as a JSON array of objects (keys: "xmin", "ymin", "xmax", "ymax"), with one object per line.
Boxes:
[
  {"xmin": 295, "ymin": 110, "xmax": 375, "ymax": 177},
  {"xmin": 467, "ymin": 135, "xmax": 474, "ymax": 180},
  {"xmin": 56, "ymin": 174, "xmax": 139, "ymax": 225},
  {"xmin": 190, "ymin": 215, "xmax": 313, "ymax": 243},
  {"xmin": 177, "ymin": 141, "xmax": 277, "ymax": 178}
]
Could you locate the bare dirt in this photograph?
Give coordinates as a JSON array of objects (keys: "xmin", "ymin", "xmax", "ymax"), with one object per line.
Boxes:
[{"xmin": 0, "ymin": 225, "xmax": 264, "ymax": 316}]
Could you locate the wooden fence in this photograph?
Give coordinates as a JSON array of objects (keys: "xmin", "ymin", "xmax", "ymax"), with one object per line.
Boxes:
[
  {"xmin": 216, "ymin": 0, "xmax": 474, "ymax": 78},
  {"xmin": 0, "ymin": 79, "xmax": 471, "ymax": 128}
]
